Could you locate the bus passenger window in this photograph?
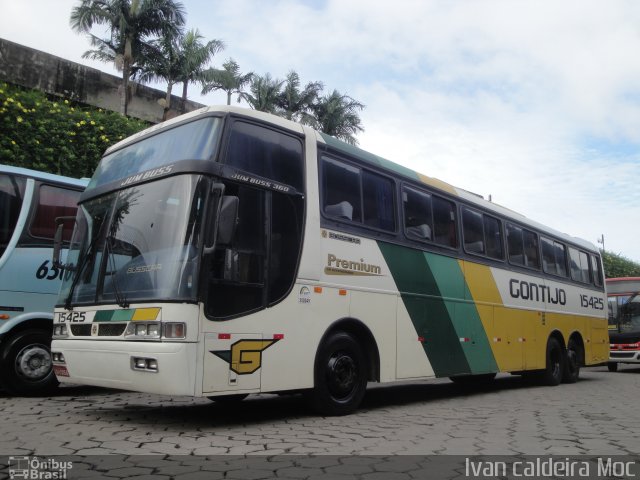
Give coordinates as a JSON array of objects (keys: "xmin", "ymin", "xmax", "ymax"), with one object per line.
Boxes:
[
  {"xmin": 569, "ymin": 247, "xmax": 591, "ymax": 283},
  {"xmin": 462, "ymin": 207, "xmax": 484, "ymax": 254},
  {"xmin": 322, "ymin": 157, "xmax": 361, "ymax": 222},
  {"xmin": 432, "ymin": 196, "xmax": 457, "ymax": 247},
  {"xmin": 362, "ymin": 171, "xmax": 395, "ymax": 231},
  {"xmin": 591, "ymin": 254, "xmax": 603, "ymax": 287},
  {"xmin": 541, "ymin": 237, "xmax": 568, "ymax": 277},
  {"xmin": 403, "ymin": 187, "xmax": 433, "ymax": 241},
  {"xmin": 30, "ymin": 185, "xmax": 81, "ymax": 242},
  {"xmin": 484, "ymin": 215, "xmax": 503, "ymax": 260},
  {"xmin": 507, "ymin": 223, "xmax": 539, "ymax": 268}
]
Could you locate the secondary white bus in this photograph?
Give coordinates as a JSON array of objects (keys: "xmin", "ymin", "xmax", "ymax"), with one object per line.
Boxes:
[
  {"xmin": 51, "ymin": 106, "xmax": 608, "ymax": 414},
  {"xmin": 0, "ymin": 165, "xmax": 86, "ymax": 394}
]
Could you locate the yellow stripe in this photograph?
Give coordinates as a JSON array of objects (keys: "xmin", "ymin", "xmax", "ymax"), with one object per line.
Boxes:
[
  {"xmin": 132, "ymin": 308, "xmax": 161, "ymax": 321},
  {"xmin": 417, "ymin": 174, "xmax": 458, "ymax": 196}
]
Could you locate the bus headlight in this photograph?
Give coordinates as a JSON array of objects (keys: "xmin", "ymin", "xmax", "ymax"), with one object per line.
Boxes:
[
  {"xmin": 124, "ymin": 322, "xmax": 162, "ymax": 339},
  {"xmin": 164, "ymin": 322, "xmax": 186, "ymax": 339},
  {"xmin": 53, "ymin": 324, "xmax": 68, "ymax": 338}
]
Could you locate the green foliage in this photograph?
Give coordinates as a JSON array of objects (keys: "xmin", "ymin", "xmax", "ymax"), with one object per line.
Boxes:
[
  {"xmin": 0, "ymin": 82, "xmax": 148, "ymax": 178},
  {"xmin": 602, "ymin": 250, "xmax": 640, "ymax": 279}
]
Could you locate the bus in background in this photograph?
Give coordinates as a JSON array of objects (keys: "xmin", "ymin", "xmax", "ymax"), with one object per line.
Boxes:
[
  {"xmin": 50, "ymin": 106, "xmax": 608, "ymax": 415},
  {"xmin": 0, "ymin": 165, "xmax": 87, "ymax": 394},
  {"xmin": 607, "ymin": 277, "xmax": 640, "ymax": 372}
]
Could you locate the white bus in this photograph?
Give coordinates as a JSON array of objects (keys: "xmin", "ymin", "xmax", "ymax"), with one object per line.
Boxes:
[
  {"xmin": 51, "ymin": 106, "xmax": 608, "ymax": 415},
  {"xmin": 0, "ymin": 165, "xmax": 86, "ymax": 394}
]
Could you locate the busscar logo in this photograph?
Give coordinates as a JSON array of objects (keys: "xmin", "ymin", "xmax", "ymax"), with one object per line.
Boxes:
[{"xmin": 211, "ymin": 339, "xmax": 279, "ymax": 375}]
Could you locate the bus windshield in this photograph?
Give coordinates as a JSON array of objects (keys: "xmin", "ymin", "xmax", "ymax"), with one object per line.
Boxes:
[
  {"xmin": 86, "ymin": 116, "xmax": 222, "ymax": 191},
  {"xmin": 609, "ymin": 292, "xmax": 640, "ymax": 333},
  {"xmin": 59, "ymin": 174, "xmax": 208, "ymax": 307},
  {"xmin": 0, "ymin": 174, "xmax": 26, "ymax": 257}
]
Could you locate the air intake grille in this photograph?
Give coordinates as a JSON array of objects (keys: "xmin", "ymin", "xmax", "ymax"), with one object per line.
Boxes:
[{"xmin": 70, "ymin": 323, "xmax": 127, "ymax": 336}]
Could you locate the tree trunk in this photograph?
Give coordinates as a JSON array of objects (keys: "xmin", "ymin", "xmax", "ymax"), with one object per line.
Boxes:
[
  {"xmin": 181, "ymin": 82, "xmax": 188, "ymax": 114},
  {"xmin": 163, "ymin": 83, "xmax": 173, "ymax": 121},
  {"xmin": 121, "ymin": 67, "xmax": 129, "ymax": 116},
  {"xmin": 227, "ymin": 91, "xmax": 232, "ymax": 105}
]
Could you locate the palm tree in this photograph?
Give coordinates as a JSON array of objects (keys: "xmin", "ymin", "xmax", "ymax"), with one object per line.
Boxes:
[
  {"xmin": 241, "ymin": 73, "xmax": 284, "ymax": 113},
  {"xmin": 277, "ymin": 71, "xmax": 323, "ymax": 124},
  {"xmin": 142, "ymin": 29, "xmax": 223, "ymax": 119},
  {"xmin": 201, "ymin": 58, "xmax": 254, "ymax": 106},
  {"xmin": 312, "ymin": 90, "xmax": 365, "ymax": 145},
  {"xmin": 70, "ymin": 0, "xmax": 186, "ymax": 116}
]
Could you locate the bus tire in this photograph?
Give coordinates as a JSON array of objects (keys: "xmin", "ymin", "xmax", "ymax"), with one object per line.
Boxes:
[
  {"xmin": 562, "ymin": 338, "xmax": 581, "ymax": 383},
  {"xmin": 0, "ymin": 329, "xmax": 59, "ymax": 396},
  {"xmin": 308, "ymin": 332, "xmax": 367, "ymax": 416},
  {"xmin": 541, "ymin": 336, "xmax": 564, "ymax": 386},
  {"xmin": 607, "ymin": 362, "xmax": 618, "ymax": 372}
]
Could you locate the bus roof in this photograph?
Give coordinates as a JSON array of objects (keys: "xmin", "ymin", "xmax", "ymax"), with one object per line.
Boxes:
[
  {"xmin": 0, "ymin": 164, "xmax": 88, "ymax": 189},
  {"xmin": 103, "ymin": 106, "xmax": 599, "ymax": 254}
]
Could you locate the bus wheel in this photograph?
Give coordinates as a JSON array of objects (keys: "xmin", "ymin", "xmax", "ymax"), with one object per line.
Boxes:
[
  {"xmin": 309, "ymin": 332, "xmax": 367, "ymax": 416},
  {"xmin": 541, "ymin": 337, "xmax": 565, "ymax": 386},
  {"xmin": 207, "ymin": 394, "xmax": 248, "ymax": 404},
  {"xmin": 607, "ymin": 362, "xmax": 618, "ymax": 372},
  {"xmin": 562, "ymin": 339, "xmax": 581, "ymax": 384},
  {"xmin": 0, "ymin": 329, "xmax": 59, "ymax": 395}
]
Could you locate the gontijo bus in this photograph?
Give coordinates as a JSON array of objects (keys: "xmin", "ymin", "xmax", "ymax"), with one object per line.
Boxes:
[
  {"xmin": 0, "ymin": 165, "xmax": 86, "ymax": 394},
  {"xmin": 51, "ymin": 106, "xmax": 608, "ymax": 415}
]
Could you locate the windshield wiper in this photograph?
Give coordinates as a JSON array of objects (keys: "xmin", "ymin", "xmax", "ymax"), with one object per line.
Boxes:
[
  {"xmin": 64, "ymin": 231, "xmax": 101, "ymax": 310},
  {"xmin": 105, "ymin": 234, "xmax": 129, "ymax": 309}
]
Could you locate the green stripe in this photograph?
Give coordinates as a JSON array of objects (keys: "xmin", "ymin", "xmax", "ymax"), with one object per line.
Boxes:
[
  {"xmin": 426, "ymin": 255, "xmax": 497, "ymax": 374},
  {"xmin": 94, "ymin": 309, "xmax": 134, "ymax": 322},
  {"xmin": 379, "ymin": 243, "xmax": 498, "ymax": 376},
  {"xmin": 379, "ymin": 242, "xmax": 470, "ymax": 376}
]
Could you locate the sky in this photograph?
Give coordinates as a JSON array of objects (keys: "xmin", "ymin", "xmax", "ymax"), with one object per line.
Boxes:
[{"xmin": 2, "ymin": 0, "xmax": 640, "ymax": 262}]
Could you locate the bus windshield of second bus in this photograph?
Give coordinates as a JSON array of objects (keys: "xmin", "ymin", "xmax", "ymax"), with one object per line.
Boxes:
[{"xmin": 607, "ymin": 277, "xmax": 640, "ymax": 372}]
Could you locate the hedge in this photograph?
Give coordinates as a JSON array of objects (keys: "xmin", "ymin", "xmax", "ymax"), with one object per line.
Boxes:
[{"xmin": 0, "ymin": 82, "xmax": 148, "ymax": 178}]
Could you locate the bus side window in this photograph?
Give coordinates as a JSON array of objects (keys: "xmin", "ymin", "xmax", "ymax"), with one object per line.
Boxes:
[
  {"xmin": 483, "ymin": 214, "xmax": 503, "ymax": 260},
  {"xmin": 226, "ymin": 121, "xmax": 304, "ymax": 192},
  {"xmin": 29, "ymin": 184, "xmax": 81, "ymax": 243},
  {"xmin": 569, "ymin": 247, "xmax": 591, "ymax": 283},
  {"xmin": 322, "ymin": 157, "xmax": 361, "ymax": 222},
  {"xmin": 591, "ymin": 254, "xmax": 603, "ymax": 287},
  {"xmin": 541, "ymin": 237, "xmax": 568, "ymax": 277},
  {"xmin": 507, "ymin": 223, "xmax": 539, "ymax": 269},
  {"xmin": 462, "ymin": 207, "xmax": 485, "ymax": 254},
  {"xmin": 432, "ymin": 196, "xmax": 457, "ymax": 248},
  {"xmin": 403, "ymin": 187, "xmax": 433, "ymax": 241},
  {"xmin": 362, "ymin": 170, "xmax": 395, "ymax": 231}
]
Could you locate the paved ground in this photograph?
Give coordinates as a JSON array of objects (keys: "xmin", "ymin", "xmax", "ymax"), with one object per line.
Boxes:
[
  {"xmin": 2, "ymin": 365, "xmax": 639, "ymax": 457},
  {"xmin": 1, "ymin": 365, "xmax": 639, "ymax": 478}
]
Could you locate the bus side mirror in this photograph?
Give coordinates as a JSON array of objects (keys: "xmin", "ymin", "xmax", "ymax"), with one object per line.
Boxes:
[
  {"xmin": 204, "ymin": 194, "xmax": 239, "ymax": 255},
  {"xmin": 52, "ymin": 223, "xmax": 64, "ymax": 268},
  {"xmin": 52, "ymin": 216, "xmax": 76, "ymax": 268},
  {"xmin": 216, "ymin": 196, "xmax": 239, "ymax": 245}
]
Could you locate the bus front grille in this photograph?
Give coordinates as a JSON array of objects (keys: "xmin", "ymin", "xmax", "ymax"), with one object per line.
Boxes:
[{"xmin": 70, "ymin": 323, "xmax": 127, "ymax": 337}]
